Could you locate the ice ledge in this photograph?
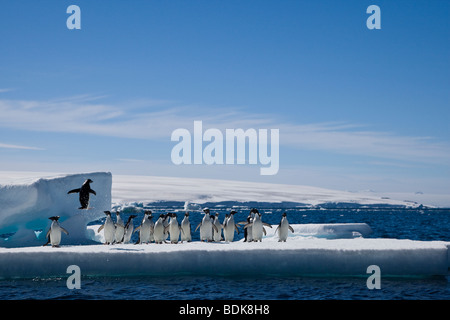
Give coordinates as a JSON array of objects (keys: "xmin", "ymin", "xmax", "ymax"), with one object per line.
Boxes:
[{"xmin": 0, "ymin": 239, "xmax": 448, "ymax": 278}]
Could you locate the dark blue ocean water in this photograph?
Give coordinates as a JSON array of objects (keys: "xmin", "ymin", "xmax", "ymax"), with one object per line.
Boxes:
[{"xmin": 1, "ymin": 207, "xmax": 449, "ymax": 300}]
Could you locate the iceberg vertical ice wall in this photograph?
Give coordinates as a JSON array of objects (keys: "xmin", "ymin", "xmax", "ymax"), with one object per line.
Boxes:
[{"xmin": 0, "ymin": 172, "xmax": 112, "ymax": 247}]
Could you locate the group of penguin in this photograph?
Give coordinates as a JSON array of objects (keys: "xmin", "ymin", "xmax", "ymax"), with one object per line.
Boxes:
[
  {"xmin": 43, "ymin": 178, "xmax": 295, "ymax": 247},
  {"xmin": 95, "ymin": 207, "xmax": 294, "ymax": 245}
]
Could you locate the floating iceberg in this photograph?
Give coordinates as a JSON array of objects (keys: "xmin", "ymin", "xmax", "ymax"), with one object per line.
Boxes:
[
  {"xmin": 0, "ymin": 172, "xmax": 448, "ymax": 279},
  {"xmin": 0, "ymin": 238, "xmax": 448, "ymax": 279},
  {"xmin": 0, "ymin": 172, "xmax": 112, "ymax": 247}
]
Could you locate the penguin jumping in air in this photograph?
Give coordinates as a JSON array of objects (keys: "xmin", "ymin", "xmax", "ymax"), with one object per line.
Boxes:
[
  {"xmin": 43, "ymin": 216, "xmax": 69, "ymax": 247},
  {"xmin": 67, "ymin": 179, "xmax": 96, "ymax": 209}
]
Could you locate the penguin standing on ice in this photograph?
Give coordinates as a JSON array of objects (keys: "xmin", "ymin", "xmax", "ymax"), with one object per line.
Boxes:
[
  {"xmin": 180, "ymin": 212, "xmax": 191, "ymax": 242},
  {"xmin": 239, "ymin": 209, "xmax": 255, "ymax": 242},
  {"xmin": 97, "ymin": 211, "xmax": 116, "ymax": 245},
  {"xmin": 43, "ymin": 216, "xmax": 69, "ymax": 247},
  {"xmin": 122, "ymin": 215, "xmax": 137, "ymax": 244},
  {"xmin": 153, "ymin": 214, "xmax": 167, "ymax": 244},
  {"xmin": 168, "ymin": 213, "xmax": 182, "ymax": 244},
  {"xmin": 245, "ymin": 208, "xmax": 272, "ymax": 242},
  {"xmin": 135, "ymin": 210, "xmax": 153, "ymax": 244},
  {"xmin": 223, "ymin": 210, "xmax": 240, "ymax": 242},
  {"xmin": 114, "ymin": 211, "xmax": 125, "ymax": 243},
  {"xmin": 67, "ymin": 179, "xmax": 96, "ymax": 209},
  {"xmin": 275, "ymin": 212, "xmax": 294, "ymax": 242},
  {"xmin": 212, "ymin": 212, "xmax": 223, "ymax": 242},
  {"xmin": 195, "ymin": 208, "xmax": 218, "ymax": 242}
]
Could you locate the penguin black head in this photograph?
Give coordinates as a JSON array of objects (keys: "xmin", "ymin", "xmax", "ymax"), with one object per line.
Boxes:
[
  {"xmin": 203, "ymin": 208, "xmax": 210, "ymax": 214},
  {"xmin": 230, "ymin": 210, "xmax": 237, "ymax": 215},
  {"xmin": 250, "ymin": 208, "xmax": 259, "ymax": 214},
  {"xmin": 282, "ymin": 212, "xmax": 287, "ymax": 217},
  {"xmin": 145, "ymin": 210, "xmax": 152, "ymax": 215},
  {"xmin": 159, "ymin": 214, "xmax": 166, "ymax": 219},
  {"xmin": 48, "ymin": 216, "xmax": 60, "ymax": 221},
  {"xmin": 84, "ymin": 179, "xmax": 93, "ymax": 184},
  {"xmin": 185, "ymin": 212, "xmax": 190, "ymax": 217},
  {"xmin": 104, "ymin": 211, "xmax": 111, "ymax": 216},
  {"xmin": 171, "ymin": 213, "xmax": 177, "ymax": 218}
]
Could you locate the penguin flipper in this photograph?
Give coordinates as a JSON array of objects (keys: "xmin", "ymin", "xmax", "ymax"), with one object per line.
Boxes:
[
  {"xmin": 97, "ymin": 225, "xmax": 104, "ymax": 233},
  {"xmin": 89, "ymin": 188, "xmax": 96, "ymax": 195},
  {"xmin": 263, "ymin": 227, "xmax": 267, "ymax": 236},
  {"xmin": 234, "ymin": 224, "xmax": 240, "ymax": 234},
  {"xmin": 263, "ymin": 222, "xmax": 273, "ymax": 228},
  {"xmin": 67, "ymin": 188, "xmax": 81, "ymax": 194},
  {"xmin": 61, "ymin": 227, "xmax": 69, "ymax": 235},
  {"xmin": 194, "ymin": 222, "xmax": 202, "ymax": 232},
  {"xmin": 212, "ymin": 224, "xmax": 219, "ymax": 233},
  {"xmin": 243, "ymin": 223, "xmax": 252, "ymax": 229},
  {"xmin": 289, "ymin": 225, "xmax": 294, "ymax": 233}
]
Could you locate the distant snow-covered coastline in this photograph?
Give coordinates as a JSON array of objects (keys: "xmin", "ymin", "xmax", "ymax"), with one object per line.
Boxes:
[{"xmin": 0, "ymin": 171, "xmax": 446, "ymax": 208}]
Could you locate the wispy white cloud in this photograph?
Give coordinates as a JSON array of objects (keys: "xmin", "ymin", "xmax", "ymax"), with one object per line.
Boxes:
[
  {"xmin": 0, "ymin": 88, "xmax": 14, "ymax": 93},
  {"xmin": 0, "ymin": 142, "xmax": 44, "ymax": 150},
  {"xmin": 0, "ymin": 96, "xmax": 449, "ymax": 165}
]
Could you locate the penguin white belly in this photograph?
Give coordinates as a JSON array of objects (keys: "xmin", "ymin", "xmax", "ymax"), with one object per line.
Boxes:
[
  {"xmin": 153, "ymin": 221, "xmax": 165, "ymax": 243},
  {"xmin": 246, "ymin": 225, "xmax": 253, "ymax": 242},
  {"xmin": 123, "ymin": 225, "xmax": 133, "ymax": 244},
  {"xmin": 213, "ymin": 221, "xmax": 222, "ymax": 242},
  {"xmin": 252, "ymin": 219, "xmax": 264, "ymax": 242},
  {"xmin": 224, "ymin": 216, "xmax": 235, "ymax": 242},
  {"xmin": 200, "ymin": 219, "xmax": 212, "ymax": 241},
  {"xmin": 224, "ymin": 224, "xmax": 234, "ymax": 242},
  {"xmin": 140, "ymin": 222, "xmax": 152, "ymax": 244},
  {"xmin": 104, "ymin": 219, "xmax": 116, "ymax": 244},
  {"xmin": 50, "ymin": 226, "xmax": 62, "ymax": 246},
  {"xmin": 181, "ymin": 220, "xmax": 191, "ymax": 242},
  {"xmin": 278, "ymin": 221, "xmax": 289, "ymax": 242},
  {"xmin": 169, "ymin": 222, "xmax": 180, "ymax": 243},
  {"xmin": 115, "ymin": 225, "xmax": 125, "ymax": 243}
]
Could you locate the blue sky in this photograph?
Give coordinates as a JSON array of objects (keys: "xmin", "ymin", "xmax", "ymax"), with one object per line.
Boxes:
[{"xmin": 0, "ymin": 0, "xmax": 449, "ymax": 195}]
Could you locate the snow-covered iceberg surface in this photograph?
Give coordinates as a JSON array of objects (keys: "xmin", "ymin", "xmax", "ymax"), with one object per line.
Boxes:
[
  {"xmin": 0, "ymin": 239, "xmax": 448, "ymax": 279},
  {"xmin": 0, "ymin": 172, "xmax": 112, "ymax": 247}
]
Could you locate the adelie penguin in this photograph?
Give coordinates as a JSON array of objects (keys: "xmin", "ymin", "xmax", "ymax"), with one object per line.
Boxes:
[
  {"xmin": 223, "ymin": 210, "xmax": 240, "ymax": 242},
  {"xmin": 180, "ymin": 212, "xmax": 191, "ymax": 243},
  {"xmin": 122, "ymin": 215, "xmax": 137, "ymax": 244},
  {"xmin": 168, "ymin": 213, "xmax": 183, "ymax": 244},
  {"xmin": 134, "ymin": 210, "xmax": 153, "ymax": 244},
  {"xmin": 97, "ymin": 211, "xmax": 116, "ymax": 245},
  {"xmin": 153, "ymin": 214, "xmax": 168, "ymax": 244},
  {"xmin": 244, "ymin": 208, "xmax": 272, "ymax": 242},
  {"xmin": 67, "ymin": 179, "xmax": 96, "ymax": 210},
  {"xmin": 195, "ymin": 208, "xmax": 218, "ymax": 242},
  {"xmin": 43, "ymin": 216, "xmax": 69, "ymax": 247},
  {"xmin": 114, "ymin": 211, "xmax": 125, "ymax": 244},
  {"xmin": 275, "ymin": 212, "xmax": 294, "ymax": 242}
]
